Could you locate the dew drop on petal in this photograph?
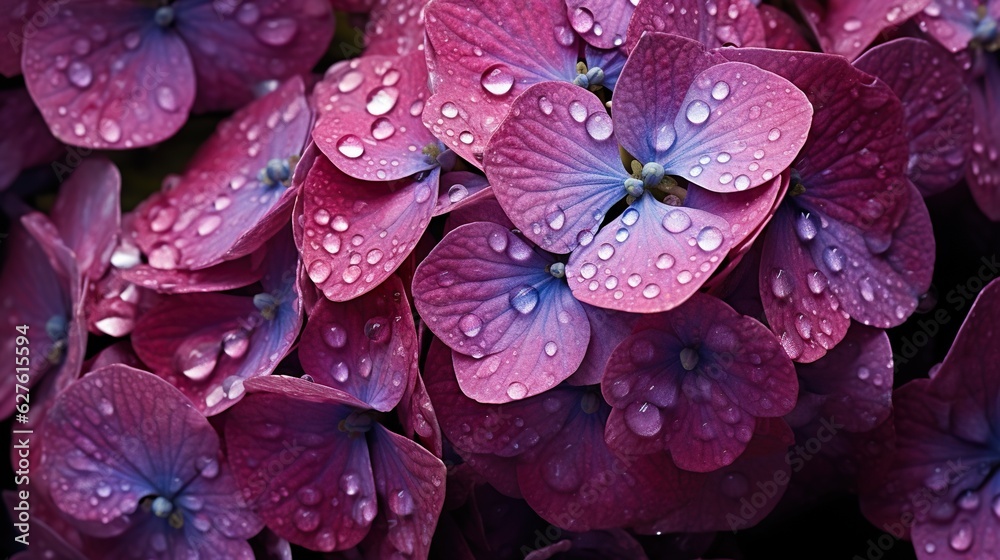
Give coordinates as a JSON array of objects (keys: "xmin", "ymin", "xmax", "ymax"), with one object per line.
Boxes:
[
  {"xmin": 625, "ymin": 402, "xmax": 662, "ymax": 437},
  {"xmin": 696, "ymin": 226, "xmax": 723, "ymax": 251},
  {"xmin": 459, "ymin": 314, "xmax": 482, "ymax": 337},
  {"xmin": 480, "ymin": 64, "xmax": 514, "ymax": 96},
  {"xmin": 507, "ymin": 381, "xmax": 528, "ymax": 399},
  {"xmin": 569, "ymin": 101, "xmax": 587, "ymax": 123},
  {"xmin": 509, "ymin": 286, "xmax": 540, "ymax": 314},
  {"xmin": 585, "ymin": 112, "xmax": 613, "ymax": 140},
  {"xmin": 662, "ymin": 210, "xmax": 692, "ymax": 233},
  {"xmin": 686, "ymin": 100, "xmax": 710, "ymax": 124},
  {"xmin": 337, "ymin": 135, "xmax": 365, "ymax": 158},
  {"xmin": 711, "ymin": 81, "xmax": 730, "ymax": 101},
  {"xmin": 366, "ymin": 87, "xmax": 399, "ymax": 115}
]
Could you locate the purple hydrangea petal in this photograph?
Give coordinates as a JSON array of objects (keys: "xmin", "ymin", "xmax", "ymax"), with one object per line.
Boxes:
[
  {"xmin": 795, "ymin": 0, "xmax": 931, "ymax": 60},
  {"xmin": 423, "ymin": 338, "xmax": 572, "ymax": 458},
  {"xmin": 661, "ymin": 61, "xmax": 812, "ymax": 193},
  {"xmin": 803, "ymin": 181, "xmax": 932, "ymax": 328},
  {"xmin": 396, "ymin": 369, "xmax": 443, "ymax": 457},
  {"xmin": 567, "ymin": 305, "xmax": 638, "ymax": 386},
  {"xmin": 565, "ymin": 0, "xmax": 635, "ymax": 49},
  {"xmin": 0, "ymin": 3, "xmax": 30, "ymax": 77},
  {"xmin": 120, "ymin": 252, "xmax": 267, "ymax": 294},
  {"xmin": 786, "ymin": 324, "xmax": 893, "ymax": 433},
  {"xmin": 758, "ymin": 4, "xmax": 813, "ymax": 51},
  {"xmin": 486, "ymin": 81, "xmax": 626, "ymax": 254},
  {"xmin": 22, "ymin": 3, "xmax": 196, "ymax": 149},
  {"xmin": 967, "ymin": 58, "xmax": 1000, "ymax": 220},
  {"xmin": 132, "ymin": 234, "xmax": 302, "ymax": 415},
  {"xmin": 625, "ymin": 0, "xmax": 766, "ymax": 51},
  {"xmin": 602, "ymin": 294, "xmax": 797, "ymax": 471},
  {"xmin": 643, "ymin": 418, "xmax": 794, "ymax": 532},
  {"xmin": 131, "ymin": 77, "xmax": 311, "ymax": 270},
  {"xmin": 172, "ymin": 0, "xmax": 334, "ymax": 113},
  {"xmin": 612, "ymin": 33, "xmax": 720, "ymax": 167},
  {"xmin": 364, "ymin": 0, "xmax": 428, "ymax": 57},
  {"xmin": 443, "ymin": 193, "xmax": 516, "ymax": 233},
  {"xmin": 584, "ymin": 45, "xmax": 627, "ymax": 90},
  {"xmin": 0, "ymin": 89, "xmax": 62, "ymax": 191},
  {"xmin": 514, "ymin": 389, "xmax": 691, "ymax": 531},
  {"xmin": 299, "ymin": 154, "xmax": 437, "ymax": 301},
  {"xmin": 299, "ymin": 275, "xmax": 416, "ymax": 411},
  {"xmin": 361, "ymin": 424, "xmax": 446, "ymax": 559},
  {"xmin": 50, "ymin": 158, "xmax": 121, "ymax": 281},
  {"xmin": 566, "ymin": 194, "xmax": 733, "ymax": 312},
  {"xmin": 758, "ymin": 204, "xmax": 852, "ymax": 363},
  {"xmin": 915, "ymin": 0, "xmax": 982, "ymax": 52},
  {"xmin": 40, "ymin": 366, "xmax": 256, "ymax": 547},
  {"xmin": 313, "ymin": 51, "xmax": 437, "ymax": 182},
  {"xmin": 854, "ymin": 38, "xmax": 973, "ymax": 196},
  {"xmin": 413, "ymin": 222, "xmax": 590, "ymax": 402},
  {"xmin": 434, "ymin": 171, "xmax": 492, "ymax": 217},
  {"xmin": 225, "ymin": 376, "xmax": 377, "ymax": 552},
  {"xmin": 423, "ymin": 0, "xmax": 579, "ymax": 166},
  {"xmin": 720, "ymin": 48, "xmax": 910, "ymax": 236}
]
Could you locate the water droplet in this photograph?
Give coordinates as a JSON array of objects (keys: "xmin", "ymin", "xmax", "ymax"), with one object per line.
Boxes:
[
  {"xmin": 148, "ymin": 243, "xmax": 180, "ymax": 269},
  {"xmin": 662, "ymin": 209, "xmax": 692, "ymax": 233},
  {"xmin": 546, "ymin": 209, "xmax": 566, "ymax": 230},
  {"xmin": 441, "ymin": 102, "xmax": 459, "ymax": 118},
  {"xmin": 859, "ymin": 277, "xmax": 875, "ymax": 302},
  {"xmin": 371, "ymin": 117, "xmax": 395, "ymax": 140},
  {"xmin": 509, "ymin": 286, "xmax": 539, "ymax": 314},
  {"xmin": 338, "ymin": 70, "xmax": 364, "ymax": 93},
  {"xmin": 597, "ymin": 243, "xmax": 615, "ymax": 260},
  {"xmin": 677, "ymin": 270, "xmax": 693, "ymax": 284},
  {"xmin": 807, "ymin": 271, "xmax": 827, "ymax": 294},
  {"xmin": 767, "ymin": 128, "xmax": 781, "ymax": 141},
  {"xmin": 569, "ymin": 101, "xmax": 587, "ymax": 123},
  {"xmin": 570, "ymin": 6, "xmax": 595, "ymax": 32},
  {"xmin": 222, "ymin": 330, "xmax": 249, "ymax": 358},
  {"xmin": 196, "ymin": 215, "xmax": 221, "ymax": 236},
  {"xmin": 655, "ymin": 253, "xmax": 674, "ymax": 269},
  {"xmin": 770, "ymin": 269, "xmax": 793, "ymax": 298},
  {"xmin": 366, "ymin": 87, "xmax": 399, "ymax": 115},
  {"xmin": 67, "ymin": 61, "xmax": 93, "ymax": 88},
  {"xmin": 822, "ymin": 246, "xmax": 845, "ymax": 272},
  {"xmin": 507, "ymin": 381, "xmax": 528, "ymax": 399},
  {"xmin": 626, "ymin": 402, "xmax": 662, "ymax": 437},
  {"xmin": 337, "ymin": 135, "xmax": 365, "ymax": 158},
  {"xmin": 686, "ymin": 100, "xmax": 710, "ymax": 124},
  {"xmin": 734, "ymin": 175, "xmax": 751, "ymax": 190},
  {"xmin": 480, "ymin": 64, "xmax": 514, "ymax": 96},
  {"xmin": 696, "ymin": 226, "xmax": 723, "ymax": 251},
  {"xmin": 487, "ymin": 231, "xmax": 508, "ymax": 253},
  {"xmin": 538, "ymin": 96, "xmax": 553, "ymax": 115},
  {"xmin": 711, "ymin": 81, "xmax": 730, "ymax": 101},
  {"xmin": 179, "ymin": 343, "xmax": 219, "ymax": 381},
  {"xmin": 340, "ymin": 473, "xmax": 361, "ymax": 496},
  {"xmin": 544, "ymin": 341, "xmax": 558, "ymax": 356},
  {"xmin": 256, "ymin": 18, "xmax": 298, "ymax": 46},
  {"xmin": 949, "ymin": 521, "xmax": 973, "ymax": 551},
  {"xmin": 308, "ymin": 260, "xmax": 332, "ymax": 283},
  {"xmin": 98, "ymin": 119, "xmax": 121, "ymax": 144},
  {"xmin": 585, "ymin": 112, "xmax": 613, "ymax": 140},
  {"xmin": 459, "ymin": 314, "xmax": 483, "ymax": 337},
  {"xmin": 796, "ymin": 213, "xmax": 817, "ymax": 241},
  {"xmin": 842, "ymin": 18, "xmax": 862, "ymax": 32}
]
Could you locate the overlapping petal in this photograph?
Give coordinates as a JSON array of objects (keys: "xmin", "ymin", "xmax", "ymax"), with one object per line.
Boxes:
[
  {"xmin": 795, "ymin": 0, "xmax": 931, "ymax": 60},
  {"xmin": 625, "ymin": 0, "xmax": 766, "ymax": 51}
]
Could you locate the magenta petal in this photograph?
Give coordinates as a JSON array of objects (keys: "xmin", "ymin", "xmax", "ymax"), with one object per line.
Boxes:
[
  {"xmin": 50, "ymin": 158, "xmax": 121, "ymax": 280},
  {"xmin": 362, "ymin": 425, "xmax": 446, "ymax": 559},
  {"xmin": 686, "ymin": 173, "xmax": 788, "ymax": 259},
  {"xmin": 915, "ymin": 0, "xmax": 981, "ymax": 52},
  {"xmin": 787, "ymin": 324, "xmax": 893, "ymax": 433},
  {"xmin": 413, "ymin": 222, "xmax": 589, "ymax": 401},
  {"xmin": 396, "ymin": 370, "xmax": 443, "ymax": 457},
  {"xmin": 120, "ymin": 253, "xmax": 266, "ymax": 294},
  {"xmin": 225, "ymin": 377, "xmax": 377, "ymax": 552},
  {"xmin": 565, "ymin": 0, "xmax": 635, "ymax": 49},
  {"xmin": 131, "ymin": 77, "xmax": 311, "ymax": 270},
  {"xmin": 720, "ymin": 47, "xmax": 910, "ymax": 236},
  {"xmin": 299, "ymin": 275, "xmax": 417, "ymax": 411},
  {"xmin": 313, "ymin": 51, "xmax": 437, "ymax": 182},
  {"xmin": 364, "ymin": 0, "xmax": 428, "ymax": 57},
  {"xmin": 433, "ymin": 171, "xmax": 493, "ymax": 217},
  {"xmin": 566, "ymin": 195, "xmax": 733, "ymax": 312},
  {"xmin": 795, "ymin": 0, "xmax": 931, "ymax": 60},
  {"xmin": 758, "ymin": 4, "xmax": 813, "ymax": 51},
  {"xmin": 661, "ymin": 61, "xmax": 812, "ymax": 193},
  {"xmin": 625, "ymin": 0, "xmax": 766, "ymax": 51},
  {"xmin": 515, "ymin": 391, "xmax": 690, "ymax": 531},
  {"xmin": 967, "ymin": 58, "xmax": 1000, "ymax": 220},
  {"xmin": 612, "ymin": 33, "xmax": 719, "ymax": 166},
  {"xmin": 173, "ymin": 0, "xmax": 334, "ymax": 112},
  {"xmin": 568, "ymin": 305, "xmax": 638, "ymax": 386},
  {"xmin": 759, "ymin": 205, "xmax": 851, "ymax": 363},
  {"xmin": 423, "ymin": 0, "xmax": 578, "ymax": 165},
  {"xmin": 22, "ymin": 3, "xmax": 195, "ymax": 148},
  {"xmin": 803, "ymin": 183, "xmax": 932, "ymax": 329},
  {"xmin": 854, "ymin": 38, "xmax": 973, "ymax": 196},
  {"xmin": 486, "ymin": 81, "xmax": 626, "ymax": 254},
  {"xmin": 422, "ymin": 338, "xmax": 571, "ymax": 458},
  {"xmin": 602, "ymin": 294, "xmax": 797, "ymax": 471},
  {"xmin": 300, "ymin": 154, "xmax": 437, "ymax": 301}
]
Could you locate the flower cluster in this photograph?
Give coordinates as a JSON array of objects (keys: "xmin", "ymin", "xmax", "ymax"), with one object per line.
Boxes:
[{"xmin": 1, "ymin": 0, "xmax": 998, "ymax": 558}]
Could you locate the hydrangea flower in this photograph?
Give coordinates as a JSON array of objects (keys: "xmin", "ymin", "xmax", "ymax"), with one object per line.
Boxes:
[
  {"xmin": 721, "ymin": 47, "xmax": 935, "ymax": 362},
  {"xmin": 129, "ymin": 77, "xmax": 311, "ymax": 275},
  {"xmin": 794, "ymin": 0, "xmax": 932, "ymax": 60},
  {"xmin": 18, "ymin": 0, "xmax": 333, "ymax": 148},
  {"xmin": 224, "ymin": 276, "xmax": 446, "ymax": 556},
  {"xmin": 860, "ymin": 278, "xmax": 1000, "ymax": 559},
  {"xmin": 37, "ymin": 365, "xmax": 261, "ymax": 558},
  {"xmin": 487, "ymin": 32, "xmax": 812, "ymax": 312}
]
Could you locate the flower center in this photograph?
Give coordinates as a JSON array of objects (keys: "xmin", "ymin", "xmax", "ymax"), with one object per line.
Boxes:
[
  {"xmin": 253, "ymin": 293, "xmax": 279, "ymax": 321},
  {"xmin": 680, "ymin": 347, "xmax": 700, "ymax": 371},
  {"xmin": 572, "ymin": 61, "xmax": 606, "ymax": 89},
  {"xmin": 258, "ymin": 156, "xmax": 298, "ymax": 188},
  {"xmin": 154, "ymin": 6, "xmax": 175, "ymax": 27},
  {"xmin": 45, "ymin": 314, "xmax": 69, "ymax": 364},
  {"xmin": 547, "ymin": 262, "xmax": 566, "ymax": 278},
  {"xmin": 623, "ymin": 160, "xmax": 687, "ymax": 205},
  {"xmin": 340, "ymin": 410, "xmax": 377, "ymax": 435},
  {"xmin": 141, "ymin": 495, "xmax": 184, "ymax": 529}
]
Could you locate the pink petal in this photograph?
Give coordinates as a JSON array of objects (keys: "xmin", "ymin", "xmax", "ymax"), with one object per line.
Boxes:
[
  {"xmin": 131, "ymin": 77, "xmax": 311, "ymax": 270},
  {"xmin": 423, "ymin": 0, "xmax": 578, "ymax": 166},
  {"xmin": 299, "ymin": 275, "xmax": 417, "ymax": 411},
  {"xmin": 173, "ymin": 0, "xmax": 334, "ymax": 112},
  {"xmin": 433, "ymin": 171, "xmax": 492, "ymax": 217},
  {"xmin": 759, "ymin": 4, "xmax": 814, "ymax": 51},
  {"xmin": 299, "ymin": 153, "xmax": 437, "ymax": 301},
  {"xmin": 486, "ymin": 81, "xmax": 627, "ymax": 254},
  {"xmin": 396, "ymin": 370, "xmax": 443, "ymax": 457},
  {"xmin": 566, "ymin": 195, "xmax": 733, "ymax": 312},
  {"xmin": 625, "ymin": 0, "xmax": 766, "ymax": 51},
  {"xmin": 22, "ymin": 3, "xmax": 196, "ymax": 148},
  {"xmin": 0, "ymin": 89, "xmax": 62, "ymax": 190},
  {"xmin": 224, "ymin": 376, "xmax": 378, "ymax": 552},
  {"xmin": 313, "ymin": 51, "xmax": 437, "ymax": 182},
  {"xmin": 565, "ymin": 0, "xmax": 635, "ymax": 49},
  {"xmin": 50, "ymin": 158, "xmax": 121, "ymax": 280},
  {"xmin": 915, "ymin": 0, "xmax": 981, "ymax": 52},
  {"xmin": 364, "ymin": 0, "xmax": 428, "ymax": 57},
  {"xmin": 967, "ymin": 58, "xmax": 1000, "ymax": 220},
  {"xmin": 795, "ymin": 0, "xmax": 931, "ymax": 60}
]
